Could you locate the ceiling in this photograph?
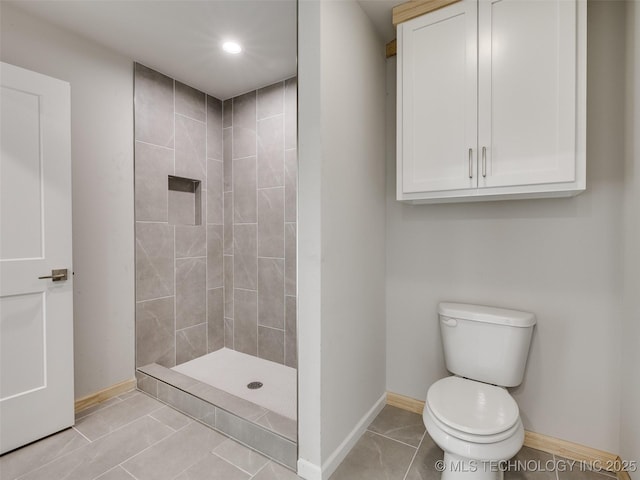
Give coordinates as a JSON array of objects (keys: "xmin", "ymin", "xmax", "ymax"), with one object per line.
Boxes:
[
  {"xmin": 8, "ymin": 0, "xmax": 297, "ymax": 100},
  {"xmin": 7, "ymin": 0, "xmax": 397, "ymax": 100}
]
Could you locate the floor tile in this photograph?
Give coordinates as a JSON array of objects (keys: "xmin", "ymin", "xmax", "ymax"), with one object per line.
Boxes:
[
  {"xmin": 75, "ymin": 392, "xmax": 164, "ymax": 440},
  {"xmin": 404, "ymin": 433, "xmax": 443, "ymax": 480},
  {"xmin": 504, "ymin": 447, "xmax": 557, "ymax": 480},
  {"xmin": 212, "ymin": 439, "xmax": 269, "ymax": 475},
  {"xmin": 150, "ymin": 405, "xmax": 193, "ymax": 431},
  {"xmin": 253, "ymin": 461, "xmax": 303, "ymax": 480},
  {"xmin": 367, "ymin": 405, "xmax": 425, "ymax": 447},
  {"xmin": 76, "ymin": 396, "xmax": 123, "ymax": 420},
  {"xmin": 0, "ymin": 427, "xmax": 89, "ymax": 480},
  {"xmin": 117, "ymin": 390, "xmax": 139, "ymax": 401},
  {"xmin": 96, "ymin": 466, "xmax": 137, "ymax": 479},
  {"xmin": 556, "ymin": 455, "xmax": 618, "ymax": 480},
  {"xmin": 174, "ymin": 453, "xmax": 250, "ymax": 480},
  {"xmin": 121, "ymin": 420, "xmax": 226, "ymax": 480},
  {"xmin": 20, "ymin": 416, "xmax": 173, "ymax": 480},
  {"xmin": 329, "ymin": 431, "xmax": 417, "ymax": 480}
]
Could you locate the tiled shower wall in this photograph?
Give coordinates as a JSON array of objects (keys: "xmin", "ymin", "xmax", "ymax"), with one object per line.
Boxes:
[
  {"xmin": 223, "ymin": 79, "xmax": 298, "ymax": 368},
  {"xmin": 134, "ymin": 63, "xmax": 297, "ymax": 369}
]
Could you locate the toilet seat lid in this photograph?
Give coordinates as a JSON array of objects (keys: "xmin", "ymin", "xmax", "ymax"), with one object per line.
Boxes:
[{"xmin": 427, "ymin": 377, "xmax": 519, "ymax": 436}]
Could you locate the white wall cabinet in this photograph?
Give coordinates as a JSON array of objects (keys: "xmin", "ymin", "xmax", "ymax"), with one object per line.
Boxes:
[{"xmin": 397, "ymin": 0, "xmax": 586, "ymax": 203}]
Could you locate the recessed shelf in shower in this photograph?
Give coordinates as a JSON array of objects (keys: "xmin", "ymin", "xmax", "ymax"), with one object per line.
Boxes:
[{"xmin": 168, "ymin": 175, "xmax": 202, "ymax": 226}]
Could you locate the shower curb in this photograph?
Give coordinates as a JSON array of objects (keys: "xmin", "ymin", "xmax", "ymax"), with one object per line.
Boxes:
[{"xmin": 136, "ymin": 365, "xmax": 297, "ymax": 470}]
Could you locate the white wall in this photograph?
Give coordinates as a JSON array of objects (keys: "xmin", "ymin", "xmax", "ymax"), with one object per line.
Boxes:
[
  {"xmin": 385, "ymin": 2, "xmax": 626, "ymax": 453},
  {"xmin": 1, "ymin": 3, "xmax": 135, "ymax": 399},
  {"xmin": 298, "ymin": 0, "xmax": 387, "ymax": 477},
  {"xmin": 297, "ymin": 0, "xmax": 323, "ymax": 473},
  {"xmin": 621, "ymin": 0, "xmax": 640, "ymax": 474},
  {"xmin": 319, "ymin": 0, "xmax": 386, "ymax": 461}
]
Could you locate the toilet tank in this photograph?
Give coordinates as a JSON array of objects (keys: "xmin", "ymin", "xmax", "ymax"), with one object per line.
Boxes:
[{"xmin": 439, "ymin": 303, "xmax": 536, "ymax": 387}]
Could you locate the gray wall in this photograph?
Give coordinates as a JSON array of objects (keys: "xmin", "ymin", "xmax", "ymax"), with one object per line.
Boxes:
[
  {"xmin": 298, "ymin": 0, "xmax": 387, "ymax": 475},
  {"xmin": 0, "ymin": 3, "xmax": 135, "ymax": 399},
  {"xmin": 134, "ymin": 65, "xmax": 297, "ymax": 368},
  {"xmin": 385, "ymin": 2, "xmax": 627, "ymax": 454},
  {"xmin": 621, "ymin": 0, "xmax": 640, "ymax": 474},
  {"xmin": 223, "ymin": 81, "xmax": 298, "ymax": 367}
]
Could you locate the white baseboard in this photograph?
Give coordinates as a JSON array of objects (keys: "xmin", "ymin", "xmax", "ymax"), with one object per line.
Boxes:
[
  {"xmin": 297, "ymin": 458, "xmax": 322, "ymax": 480},
  {"xmin": 320, "ymin": 393, "xmax": 387, "ymax": 480}
]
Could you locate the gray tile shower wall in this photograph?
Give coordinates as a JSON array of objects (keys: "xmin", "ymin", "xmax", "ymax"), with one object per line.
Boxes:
[
  {"xmin": 135, "ymin": 63, "xmax": 223, "ymax": 367},
  {"xmin": 135, "ymin": 63, "xmax": 297, "ymax": 368},
  {"xmin": 225, "ymin": 79, "xmax": 297, "ymax": 367}
]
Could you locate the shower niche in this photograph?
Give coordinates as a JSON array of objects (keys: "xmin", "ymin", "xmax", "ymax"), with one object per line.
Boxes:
[
  {"xmin": 134, "ymin": 63, "xmax": 298, "ymax": 469},
  {"xmin": 168, "ymin": 176, "xmax": 202, "ymax": 226}
]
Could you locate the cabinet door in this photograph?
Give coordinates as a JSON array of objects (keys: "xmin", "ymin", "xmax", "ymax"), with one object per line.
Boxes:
[
  {"xmin": 399, "ymin": 0, "xmax": 477, "ymax": 194},
  {"xmin": 478, "ymin": 0, "xmax": 577, "ymax": 188}
]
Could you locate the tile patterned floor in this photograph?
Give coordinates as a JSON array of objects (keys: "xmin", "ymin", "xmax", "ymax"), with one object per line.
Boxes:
[
  {"xmin": 0, "ymin": 390, "xmax": 300, "ymax": 480},
  {"xmin": 330, "ymin": 405, "xmax": 618, "ymax": 480},
  {"xmin": 0, "ymin": 394, "xmax": 618, "ymax": 480}
]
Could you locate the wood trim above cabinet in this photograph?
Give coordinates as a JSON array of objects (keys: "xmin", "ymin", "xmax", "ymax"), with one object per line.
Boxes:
[
  {"xmin": 392, "ymin": 0, "xmax": 461, "ymax": 26},
  {"xmin": 386, "ymin": 39, "xmax": 397, "ymax": 58}
]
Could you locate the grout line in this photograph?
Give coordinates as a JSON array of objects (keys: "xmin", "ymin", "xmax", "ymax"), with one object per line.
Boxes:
[
  {"xmin": 257, "ymin": 112, "xmax": 285, "ymax": 122},
  {"xmin": 175, "ymin": 111, "xmax": 206, "ymax": 124},
  {"xmin": 402, "ymin": 431, "xmax": 427, "ymax": 480},
  {"xmin": 257, "ymin": 324, "xmax": 285, "ymax": 332},
  {"xmin": 553, "ymin": 454, "xmax": 560, "ymax": 480},
  {"xmin": 176, "ymin": 322, "xmax": 208, "ymax": 333},
  {"xmin": 252, "ymin": 461, "xmax": 271, "ymax": 478},
  {"xmin": 365, "ymin": 429, "xmax": 421, "ymax": 450},
  {"xmin": 211, "ymin": 451, "xmax": 260, "ymax": 477},
  {"xmin": 235, "ymin": 287, "xmax": 258, "ymax": 293},
  {"xmin": 205, "ymin": 93, "xmax": 209, "ymax": 357},
  {"xmin": 136, "ymin": 295, "xmax": 175, "ymax": 304},
  {"xmin": 75, "ymin": 403, "xmax": 159, "ymax": 444},
  {"xmin": 119, "ymin": 465, "xmax": 142, "ymax": 480},
  {"xmin": 232, "ymin": 154, "xmax": 257, "ymax": 161},
  {"xmin": 211, "ymin": 450, "xmax": 259, "ymax": 477},
  {"xmin": 255, "ymin": 89, "xmax": 260, "ymax": 359},
  {"xmin": 135, "ymin": 139, "xmax": 174, "ymax": 152},
  {"xmin": 173, "ymin": 78, "xmax": 177, "ymax": 369},
  {"xmin": 72, "ymin": 426, "xmax": 92, "ymax": 443}
]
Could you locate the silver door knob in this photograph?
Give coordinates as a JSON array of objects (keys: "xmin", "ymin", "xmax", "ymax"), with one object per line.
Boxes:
[{"xmin": 38, "ymin": 269, "xmax": 68, "ymax": 281}]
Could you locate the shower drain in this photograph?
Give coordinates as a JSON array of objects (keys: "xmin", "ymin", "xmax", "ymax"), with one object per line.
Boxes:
[{"xmin": 247, "ymin": 381, "xmax": 263, "ymax": 390}]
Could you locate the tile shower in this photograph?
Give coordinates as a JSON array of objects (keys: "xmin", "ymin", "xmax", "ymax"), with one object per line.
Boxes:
[{"xmin": 133, "ymin": 63, "xmax": 298, "ymax": 468}]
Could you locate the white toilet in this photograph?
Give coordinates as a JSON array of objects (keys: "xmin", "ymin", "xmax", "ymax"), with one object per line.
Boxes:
[{"xmin": 424, "ymin": 302, "xmax": 536, "ymax": 480}]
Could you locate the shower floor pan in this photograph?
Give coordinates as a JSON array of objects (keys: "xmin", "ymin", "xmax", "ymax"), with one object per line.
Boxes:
[{"xmin": 136, "ymin": 349, "xmax": 297, "ymax": 469}]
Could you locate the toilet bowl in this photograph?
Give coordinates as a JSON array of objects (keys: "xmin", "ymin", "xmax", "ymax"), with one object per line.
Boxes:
[
  {"xmin": 423, "ymin": 376, "xmax": 524, "ymax": 480},
  {"xmin": 424, "ymin": 303, "xmax": 536, "ymax": 480}
]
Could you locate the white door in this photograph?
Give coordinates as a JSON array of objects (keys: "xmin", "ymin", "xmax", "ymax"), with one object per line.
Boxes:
[
  {"xmin": 478, "ymin": 0, "xmax": 577, "ymax": 188},
  {"xmin": 400, "ymin": 0, "xmax": 477, "ymax": 194},
  {"xmin": 0, "ymin": 62, "xmax": 74, "ymax": 454}
]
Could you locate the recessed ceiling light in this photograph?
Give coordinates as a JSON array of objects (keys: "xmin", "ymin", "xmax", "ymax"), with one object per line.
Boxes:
[{"xmin": 222, "ymin": 41, "xmax": 242, "ymax": 54}]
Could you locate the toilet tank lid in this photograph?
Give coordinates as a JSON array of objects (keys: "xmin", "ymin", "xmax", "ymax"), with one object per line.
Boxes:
[{"xmin": 438, "ymin": 302, "xmax": 536, "ymax": 327}]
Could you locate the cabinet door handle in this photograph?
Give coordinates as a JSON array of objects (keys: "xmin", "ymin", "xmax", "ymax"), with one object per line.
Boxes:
[
  {"xmin": 468, "ymin": 148, "xmax": 473, "ymax": 179},
  {"xmin": 482, "ymin": 146, "xmax": 487, "ymax": 178}
]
